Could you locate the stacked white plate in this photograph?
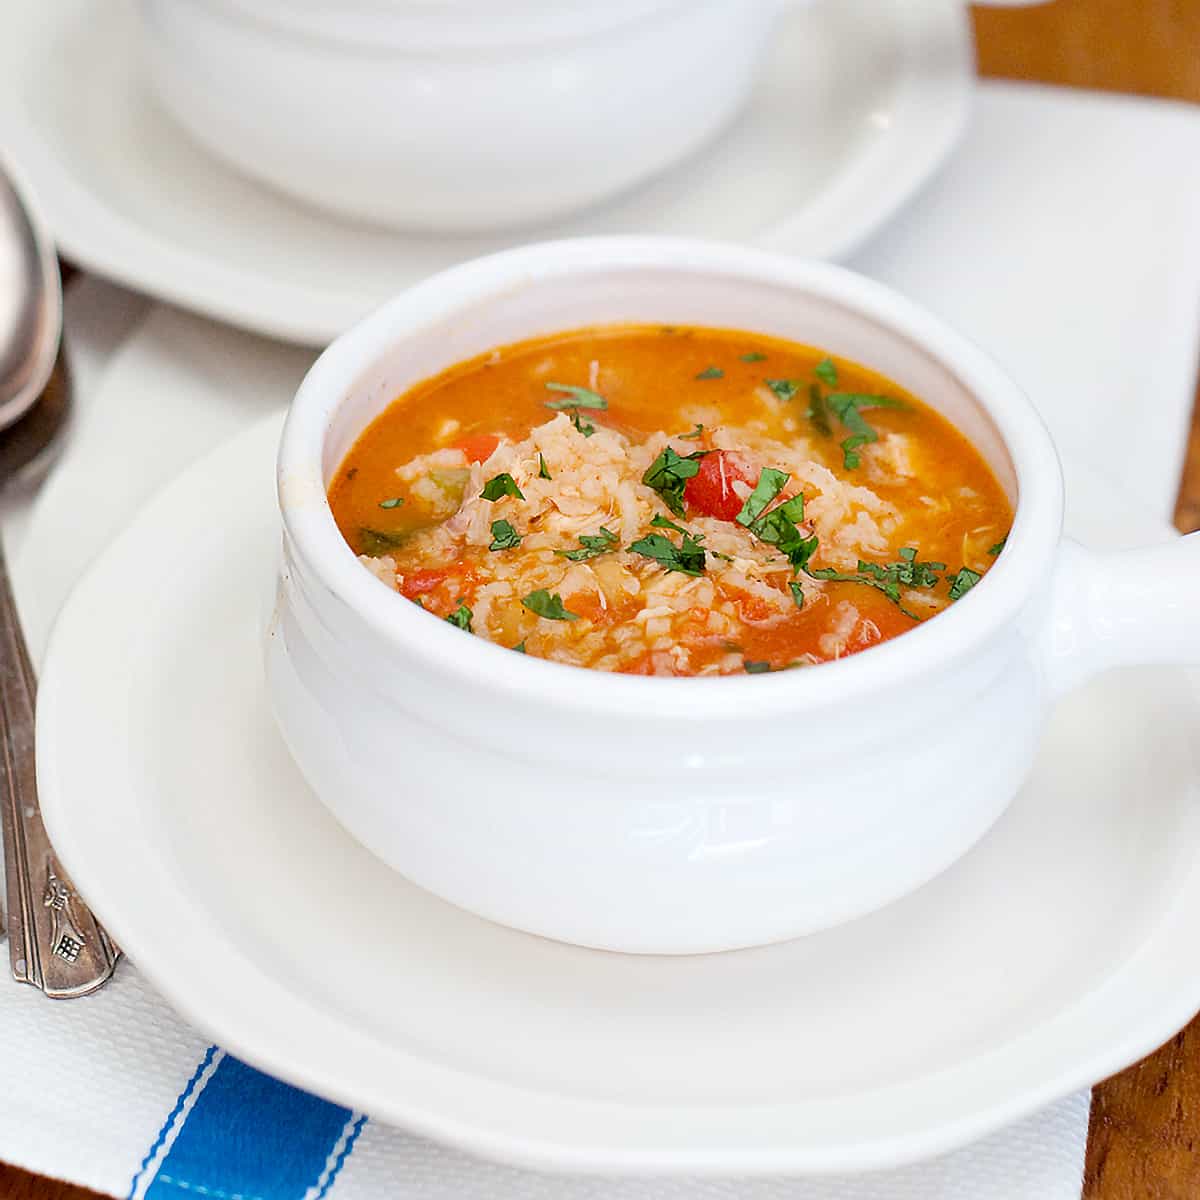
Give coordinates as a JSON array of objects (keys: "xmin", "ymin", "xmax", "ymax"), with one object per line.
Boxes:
[{"xmin": 0, "ymin": 0, "xmax": 973, "ymax": 343}]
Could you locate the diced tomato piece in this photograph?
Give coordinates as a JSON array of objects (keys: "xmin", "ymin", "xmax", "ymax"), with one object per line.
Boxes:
[
  {"xmin": 400, "ymin": 568, "xmax": 448, "ymax": 599},
  {"xmin": 684, "ymin": 450, "xmax": 757, "ymax": 521},
  {"xmin": 454, "ymin": 433, "xmax": 500, "ymax": 464}
]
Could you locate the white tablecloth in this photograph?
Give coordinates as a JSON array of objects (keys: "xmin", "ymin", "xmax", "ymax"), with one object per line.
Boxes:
[{"xmin": 4, "ymin": 81, "xmax": 1200, "ymax": 1200}]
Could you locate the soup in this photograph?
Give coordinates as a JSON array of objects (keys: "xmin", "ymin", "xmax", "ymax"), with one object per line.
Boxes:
[{"xmin": 328, "ymin": 326, "xmax": 1012, "ymax": 676}]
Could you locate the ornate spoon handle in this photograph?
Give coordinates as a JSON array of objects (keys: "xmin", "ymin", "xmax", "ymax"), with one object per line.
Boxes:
[{"xmin": 0, "ymin": 543, "xmax": 119, "ymax": 997}]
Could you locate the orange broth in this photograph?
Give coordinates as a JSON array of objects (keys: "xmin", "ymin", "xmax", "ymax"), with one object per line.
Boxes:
[{"xmin": 329, "ymin": 326, "xmax": 1012, "ymax": 676}]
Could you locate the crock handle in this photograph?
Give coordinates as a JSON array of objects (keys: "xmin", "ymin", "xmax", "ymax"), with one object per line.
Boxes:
[{"xmin": 1041, "ymin": 533, "xmax": 1200, "ymax": 698}]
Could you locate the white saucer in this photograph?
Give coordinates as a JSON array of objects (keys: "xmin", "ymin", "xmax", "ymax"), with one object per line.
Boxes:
[
  {"xmin": 0, "ymin": 0, "xmax": 971, "ymax": 345},
  {"xmin": 36, "ymin": 413, "xmax": 1200, "ymax": 1174}
]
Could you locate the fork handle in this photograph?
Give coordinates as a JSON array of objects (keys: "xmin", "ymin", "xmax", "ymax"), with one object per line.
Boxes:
[{"xmin": 0, "ymin": 541, "xmax": 119, "ymax": 997}]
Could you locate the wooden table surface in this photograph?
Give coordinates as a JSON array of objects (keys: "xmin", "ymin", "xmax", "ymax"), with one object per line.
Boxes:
[{"xmin": 4, "ymin": 2, "xmax": 1199, "ymax": 1197}]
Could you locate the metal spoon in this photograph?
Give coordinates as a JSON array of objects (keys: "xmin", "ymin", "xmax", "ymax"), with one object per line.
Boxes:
[{"xmin": 0, "ymin": 161, "xmax": 119, "ymax": 997}]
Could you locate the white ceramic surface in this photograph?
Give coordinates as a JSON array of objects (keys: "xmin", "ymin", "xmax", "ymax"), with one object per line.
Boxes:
[
  {"xmin": 0, "ymin": 0, "xmax": 971, "ymax": 344},
  {"xmin": 139, "ymin": 0, "xmax": 783, "ymax": 232},
  {"xmin": 34, "ymin": 412, "xmax": 1200, "ymax": 1171},
  {"xmin": 270, "ymin": 236, "xmax": 1200, "ymax": 955}
]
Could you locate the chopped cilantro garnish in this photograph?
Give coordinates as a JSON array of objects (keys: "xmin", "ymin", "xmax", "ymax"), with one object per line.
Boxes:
[
  {"xmin": 488, "ymin": 519, "xmax": 522, "ymax": 551},
  {"xmin": 445, "ymin": 604, "xmax": 473, "ymax": 631},
  {"xmin": 808, "ymin": 565, "xmax": 906, "ymax": 610},
  {"xmin": 480, "ymin": 472, "xmax": 524, "ymax": 501},
  {"xmin": 641, "ymin": 445, "xmax": 708, "ymax": 516},
  {"xmin": 742, "ymin": 492, "xmax": 814, "ymax": 573},
  {"xmin": 678, "ymin": 423, "xmax": 705, "ymax": 440},
  {"xmin": 807, "ymin": 382, "xmax": 832, "ymax": 437},
  {"xmin": 744, "ymin": 660, "xmax": 772, "ymax": 674},
  {"xmin": 522, "ymin": 590, "xmax": 579, "ymax": 621},
  {"xmin": 379, "ymin": 496, "xmax": 404, "ymax": 509},
  {"xmin": 735, "ymin": 468, "xmax": 788, "ymax": 528},
  {"xmin": 513, "ymin": 640, "xmax": 527, "ymax": 654},
  {"xmin": 543, "ymin": 382, "xmax": 608, "ymax": 411},
  {"xmin": 789, "ymin": 581, "xmax": 805, "ymax": 609},
  {"xmin": 949, "ymin": 567, "xmax": 983, "ymax": 600},
  {"xmin": 776, "ymin": 495, "xmax": 806, "ymax": 522},
  {"xmin": 814, "ymin": 357, "xmax": 839, "ymax": 387},
  {"xmin": 650, "ymin": 513, "xmax": 689, "ymax": 535},
  {"xmin": 740, "ymin": 351, "xmax": 767, "ymax": 363},
  {"xmin": 708, "ymin": 549, "xmax": 734, "ymax": 563},
  {"xmin": 538, "ymin": 453, "xmax": 552, "ymax": 480},
  {"xmin": 826, "ymin": 393, "xmax": 908, "ymax": 469},
  {"xmin": 544, "ymin": 382, "xmax": 605, "ymax": 436},
  {"xmin": 695, "ymin": 365, "xmax": 724, "ymax": 380},
  {"xmin": 988, "ymin": 536, "xmax": 1008, "ymax": 556},
  {"xmin": 808, "ymin": 547, "xmax": 945, "ymax": 618},
  {"xmin": 886, "ymin": 546, "xmax": 946, "ymax": 588},
  {"xmin": 765, "ymin": 378, "xmax": 800, "ymax": 402},
  {"xmin": 629, "ymin": 532, "xmax": 707, "ymax": 577},
  {"xmin": 555, "ymin": 526, "xmax": 619, "ymax": 562},
  {"xmin": 757, "ymin": 519, "xmax": 817, "ymax": 573},
  {"xmin": 358, "ymin": 527, "xmax": 406, "ymax": 555}
]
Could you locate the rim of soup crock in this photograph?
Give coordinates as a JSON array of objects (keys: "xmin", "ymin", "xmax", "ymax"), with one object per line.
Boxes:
[
  {"xmin": 278, "ymin": 236, "xmax": 1063, "ymax": 720},
  {"xmin": 203, "ymin": 0, "xmax": 696, "ymax": 51}
]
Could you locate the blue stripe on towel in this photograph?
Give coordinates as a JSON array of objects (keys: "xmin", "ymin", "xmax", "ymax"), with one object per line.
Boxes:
[
  {"xmin": 131, "ymin": 1049, "xmax": 366, "ymax": 1200},
  {"xmin": 313, "ymin": 1115, "xmax": 367, "ymax": 1200},
  {"xmin": 128, "ymin": 1047, "xmax": 222, "ymax": 1200}
]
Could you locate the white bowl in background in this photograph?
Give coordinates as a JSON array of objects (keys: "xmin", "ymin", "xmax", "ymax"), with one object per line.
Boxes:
[
  {"xmin": 270, "ymin": 236, "xmax": 1200, "ymax": 954},
  {"xmin": 137, "ymin": 0, "xmax": 793, "ymax": 233}
]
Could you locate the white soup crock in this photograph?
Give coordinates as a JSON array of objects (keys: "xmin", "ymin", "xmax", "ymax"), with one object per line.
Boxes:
[
  {"xmin": 269, "ymin": 236, "xmax": 1200, "ymax": 954},
  {"xmin": 136, "ymin": 0, "xmax": 790, "ymax": 233}
]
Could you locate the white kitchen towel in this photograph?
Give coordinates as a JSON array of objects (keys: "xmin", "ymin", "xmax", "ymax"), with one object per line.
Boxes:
[{"xmin": 3, "ymin": 81, "xmax": 1200, "ymax": 1200}]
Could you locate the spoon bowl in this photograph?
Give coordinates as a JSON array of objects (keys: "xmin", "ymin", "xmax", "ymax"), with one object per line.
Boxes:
[{"xmin": 0, "ymin": 160, "xmax": 61, "ymax": 431}]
